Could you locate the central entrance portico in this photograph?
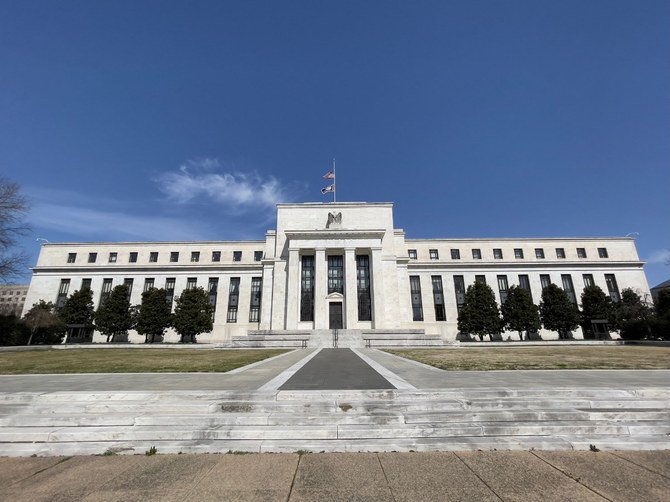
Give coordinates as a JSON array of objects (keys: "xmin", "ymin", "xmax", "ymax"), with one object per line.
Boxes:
[{"xmin": 263, "ymin": 202, "xmax": 404, "ymax": 332}]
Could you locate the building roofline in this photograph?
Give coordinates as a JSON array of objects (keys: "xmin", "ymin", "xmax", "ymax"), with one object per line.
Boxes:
[
  {"xmin": 277, "ymin": 202, "xmax": 393, "ymax": 207},
  {"xmin": 38, "ymin": 240, "xmax": 266, "ymax": 247},
  {"xmin": 405, "ymin": 237, "xmax": 636, "ymax": 242}
]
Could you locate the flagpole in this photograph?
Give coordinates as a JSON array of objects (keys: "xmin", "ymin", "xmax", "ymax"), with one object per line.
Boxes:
[{"xmin": 333, "ymin": 158, "xmax": 336, "ymax": 203}]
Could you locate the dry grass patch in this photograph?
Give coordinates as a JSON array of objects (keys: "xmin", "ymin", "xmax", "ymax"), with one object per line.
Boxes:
[
  {"xmin": 0, "ymin": 348, "xmax": 289, "ymax": 374},
  {"xmin": 385, "ymin": 346, "xmax": 670, "ymax": 371}
]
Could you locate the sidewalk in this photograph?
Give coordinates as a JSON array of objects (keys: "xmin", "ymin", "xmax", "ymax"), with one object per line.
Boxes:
[{"xmin": 2, "ymin": 450, "xmax": 669, "ymax": 501}]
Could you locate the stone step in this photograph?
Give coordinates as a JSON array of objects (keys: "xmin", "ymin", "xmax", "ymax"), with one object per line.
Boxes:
[{"xmin": 2, "ymin": 434, "xmax": 669, "ymax": 458}]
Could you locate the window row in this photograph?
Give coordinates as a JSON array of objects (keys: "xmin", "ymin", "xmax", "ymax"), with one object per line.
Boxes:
[
  {"xmin": 66, "ymin": 250, "xmax": 264, "ymax": 264},
  {"xmin": 56, "ymin": 277, "xmax": 263, "ymax": 324},
  {"xmin": 408, "ymin": 247, "xmax": 609, "ymax": 261},
  {"xmin": 408, "ymin": 272, "xmax": 621, "ymax": 322}
]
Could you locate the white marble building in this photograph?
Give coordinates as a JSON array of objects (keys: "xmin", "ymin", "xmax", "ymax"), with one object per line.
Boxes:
[{"xmin": 23, "ymin": 202, "xmax": 651, "ymax": 342}]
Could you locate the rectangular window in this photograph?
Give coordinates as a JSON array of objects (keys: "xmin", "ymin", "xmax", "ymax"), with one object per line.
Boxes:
[
  {"xmin": 583, "ymin": 274, "xmax": 594, "ymax": 288},
  {"xmin": 56, "ymin": 279, "xmax": 70, "ymax": 308},
  {"xmin": 598, "ymin": 247, "xmax": 609, "ymax": 258},
  {"xmin": 472, "ymin": 249, "xmax": 482, "ymax": 260},
  {"xmin": 518, "ymin": 274, "xmax": 532, "ymax": 302},
  {"xmin": 170, "ymin": 252, "xmax": 179, "ymax": 262},
  {"xmin": 556, "ymin": 248, "xmax": 566, "ymax": 259},
  {"xmin": 227, "ymin": 277, "xmax": 240, "ymax": 323},
  {"xmin": 535, "ymin": 248, "xmax": 545, "ymax": 259},
  {"xmin": 165, "ymin": 278, "xmax": 175, "ymax": 307},
  {"xmin": 328, "ymin": 255, "xmax": 344, "ymax": 294},
  {"xmin": 454, "ymin": 275, "xmax": 466, "ymax": 311},
  {"xmin": 605, "ymin": 274, "xmax": 620, "ymax": 302},
  {"xmin": 249, "ymin": 277, "xmax": 262, "ymax": 322},
  {"xmin": 143, "ymin": 278, "xmax": 155, "ymax": 292},
  {"xmin": 432, "ymin": 275, "xmax": 446, "ymax": 321},
  {"xmin": 430, "ymin": 249, "xmax": 440, "ymax": 260},
  {"xmin": 561, "ymin": 274, "xmax": 577, "ymax": 304},
  {"xmin": 514, "ymin": 248, "xmax": 524, "ymax": 259},
  {"xmin": 577, "ymin": 248, "xmax": 587, "ymax": 259},
  {"xmin": 300, "ymin": 255, "xmax": 315, "ymax": 322},
  {"xmin": 88, "ymin": 252, "xmax": 97, "ymax": 263},
  {"xmin": 67, "ymin": 253, "xmax": 76, "ymax": 263},
  {"xmin": 99, "ymin": 279, "xmax": 113, "ymax": 307},
  {"xmin": 410, "ymin": 276, "xmax": 423, "ymax": 321},
  {"xmin": 129, "ymin": 252, "xmax": 138, "ymax": 263},
  {"xmin": 540, "ymin": 274, "xmax": 551, "ymax": 290},
  {"xmin": 450, "ymin": 249, "xmax": 460, "ymax": 260},
  {"xmin": 356, "ymin": 255, "xmax": 372, "ymax": 321},
  {"xmin": 497, "ymin": 275, "xmax": 509, "ymax": 304},
  {"xmin": 186, "ymin": 277, "xmax": 197, "ymax": 289},
  {"xmin": 81, "ymin": 278, "xmax": 92, "ymax": 291},
  {"xmin": 254, "ymin": 251, "xmax": 263, "ymax": 262},
  {"xmin": 109, "ymin": 252, "xmax": 117, "ymax": 263},
  {"xmin": 208, "ymin": 277, "xmax": 219, "ymax": 318},
  {"xmin": 475, "ymin": 275, "xmax": 487, "ymax": 285},
  {"xmin": 191, "ymin": 251, "xmax": 200, "ymax": 263},
  {"xmin": 123, "ymin": 278, "xmax": 134, "ymax": 299},
  {"xmin": 408, "ymin": 249, "xmax": 417, "ymax": 260},
  {"xmin": 149, "ymin": 252, "xmax": 158, "ymax": 263},
  {"xmin": 233, "ymin": 251, "xmax": 242, "ymax": 262},
  {"xmin": 493, "ymin": 248, "xmax": 503, "ymax": 260},
  {"xmin": 212, "ymin": 251, "xmax": 221, "ymax": 262}
]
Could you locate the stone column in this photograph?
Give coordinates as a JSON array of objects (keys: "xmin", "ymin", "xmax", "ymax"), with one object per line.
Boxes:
[
  {"xmin": 371, "ymin": 248, "xmax": 386, "ymax": 329},
  {"xmin": 344, "ymin": 248, "xmax": 357, "ymax": 329},
  {"xmin": 259, "ymin": 262, "xmax": 274, "ymax": 330},
  {"xmin": 285, "ymin": 248, "xmax": 300, "ymax": 329},
  {"xmin": 314, "ymin": 248, "xmax": 327, "ymax": 329}
]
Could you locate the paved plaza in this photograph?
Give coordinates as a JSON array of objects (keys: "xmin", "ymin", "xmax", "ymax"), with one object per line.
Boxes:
[
  {"xmin": 1, "ymin": 347, "xmax": 669, "ymax": 500},
  {"xmin": 2, "ymin": 450, "xmax": 669, "ymax": 501}
]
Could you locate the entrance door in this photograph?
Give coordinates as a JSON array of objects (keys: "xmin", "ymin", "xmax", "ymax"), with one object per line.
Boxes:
[{"xmin": 329, "ymin": 302, "xmax": 343, "ymax": 329}]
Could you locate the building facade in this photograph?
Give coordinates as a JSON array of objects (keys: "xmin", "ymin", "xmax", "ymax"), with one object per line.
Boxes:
[
  {"xmin": 23, "ymin": 202, "xmax": 651, "ymax": 342},
  {"xmin": 0, "ymin": 284, "xmax": 29, "ymax": 316}
]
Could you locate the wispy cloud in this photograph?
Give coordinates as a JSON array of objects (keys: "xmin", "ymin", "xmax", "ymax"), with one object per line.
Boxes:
[
  {"xmin": 154, "ymin": 158, "xmax": 300, "ymax": 212},
  {"xmin": 646, "ymin": 249, "xmax": 670, "ymax": 265}
]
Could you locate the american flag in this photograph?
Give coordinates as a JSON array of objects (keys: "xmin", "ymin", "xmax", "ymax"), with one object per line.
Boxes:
[{"xmin": 323, "ymin": 171, "xmax": 335, "ymax": 180}]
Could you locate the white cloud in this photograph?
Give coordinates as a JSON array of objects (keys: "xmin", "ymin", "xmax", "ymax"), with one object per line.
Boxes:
[
  {"xmin": 29, "ymin": 202, "xmax": 210, "ymax": 242},
  {"xmin": 646, "ymin": 249, "xmax": 670, "ymax": 264},
  {"xmin": 154, "ymin": 158, "xmax": 298, "ymax": 212}
]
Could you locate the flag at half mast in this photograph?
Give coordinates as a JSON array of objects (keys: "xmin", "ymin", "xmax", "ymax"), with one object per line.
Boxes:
[{"xmin": 321, "ymin": 159, "xmax": 337, "ymax": 201}]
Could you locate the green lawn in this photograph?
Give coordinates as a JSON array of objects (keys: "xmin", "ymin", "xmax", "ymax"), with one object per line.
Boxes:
[
  {"xmin": 385, "ymin": 346, "xmax": 670, "ymax": 371},
  {"xmin": 0, "ymin": 348, "xmax": 289, "ymax": 374}
]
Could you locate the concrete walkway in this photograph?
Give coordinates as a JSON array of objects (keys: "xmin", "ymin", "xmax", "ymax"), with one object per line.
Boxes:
[
  {"xmin": 2, "ymin": 450, "xmax": 669, "ymax": 501},
  {"xmin": 2, "ymin": 348, "xmax": 669, "ymax": 392}
]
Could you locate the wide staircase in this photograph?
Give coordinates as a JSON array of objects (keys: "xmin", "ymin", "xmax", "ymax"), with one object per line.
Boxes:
[
  {"xmin": 233, "ymin": 329, "xmax": 444, "ymax": 348},
  {"xmin": 1, "ymin": 388, "xmax": 668, "ymax": 456}
]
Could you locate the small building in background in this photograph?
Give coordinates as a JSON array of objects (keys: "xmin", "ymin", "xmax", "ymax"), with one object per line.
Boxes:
[{"xmin": 0, "ymin": 284, "xmax": 29, "ymax": 317}]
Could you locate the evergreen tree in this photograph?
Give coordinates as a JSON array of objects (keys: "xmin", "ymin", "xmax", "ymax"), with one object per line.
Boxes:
[
  {"xmin": 135, "ymin": 288, "xmax": 173, "ymax": 343},
  {"xmin": 23, "ymin": 301, "xmax": 65, "ymax": 345},
  {"xmin": 173, "ymin": 287, "xmax": 213, "ymax": 343},
  {"xmin": 580, "ymin": 285, "xmax": 616, "ymax": 333},
  {"xmin": 59, "ymin": 288, "xmax": 95, "ymax": 325},
  {"xmin": 657, "ymin": 289, "xmax": 670, "ymax": 321},
  {"xmin": 539, "ymin": 284, "xmax": 580, "ymax": 339},
  {"xmin": 457, "ymin": 281, "xmax": 502, "ymax": 341},
  {"xmin": 501, "ymin": 285, "xmax": 541, "ymax": 340},
  {"xmin": 95, "ymin": 285, "xmax": 134, "ymax": 342}
]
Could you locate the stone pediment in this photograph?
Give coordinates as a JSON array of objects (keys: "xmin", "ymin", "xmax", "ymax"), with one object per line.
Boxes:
[{"xmin": 325, "ymin": 292, "xmax": 344, "ymax": 300}]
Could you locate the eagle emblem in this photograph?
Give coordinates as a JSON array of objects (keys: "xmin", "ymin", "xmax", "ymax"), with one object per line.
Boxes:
[{"xmin": 326, "ymin": 212, "xmax": 342, "ymax": 228}]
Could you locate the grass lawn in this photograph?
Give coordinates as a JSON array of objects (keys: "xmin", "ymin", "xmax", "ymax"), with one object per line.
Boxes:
[
  {"xmin": 0, "ymin": 348, "xmax": 290, "ymax": 374},
  {"xmin": 385, "ymin": 346, "xmax": 670, "ymax": 371}
]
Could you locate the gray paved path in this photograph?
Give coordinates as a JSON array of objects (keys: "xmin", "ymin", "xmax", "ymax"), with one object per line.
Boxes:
[
  {"xmin": 2, "ymin": 451, "xmax": 669, "ymax": 501},
  {"xmin": 363, "ymin": 349, "xmax": 670, "ymax": 389},
  {"xmin": 280, "ymin": 348, "xmax": 395, "ymax": 390},
  {"xmin": 0, "ymin": 349, "xmax": 314, "ymax": 392}
]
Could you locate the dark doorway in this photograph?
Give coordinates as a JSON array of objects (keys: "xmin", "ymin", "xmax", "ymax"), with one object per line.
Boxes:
[{"xmin": 329, "ymin": 302, "xmax": 343, "ymax": 329}]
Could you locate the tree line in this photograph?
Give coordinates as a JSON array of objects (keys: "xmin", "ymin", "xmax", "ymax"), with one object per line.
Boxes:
[
  {"xmin": 0, "ymin": 285, "xmax": 214, "ymax": 345},
  {"xmin": 457, "ymin": 281, "xmax": 670, "ymax": 342}
]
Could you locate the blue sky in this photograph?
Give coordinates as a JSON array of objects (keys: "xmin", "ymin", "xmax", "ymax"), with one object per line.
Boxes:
[{"xmin": 1, "ymin": 1, "xmax": 669, "ymax": 287}]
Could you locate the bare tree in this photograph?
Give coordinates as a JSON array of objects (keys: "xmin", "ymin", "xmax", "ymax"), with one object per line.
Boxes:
[{"xmin": 0, "ymin": 178, "xmax": 30, "ymax": 282}]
